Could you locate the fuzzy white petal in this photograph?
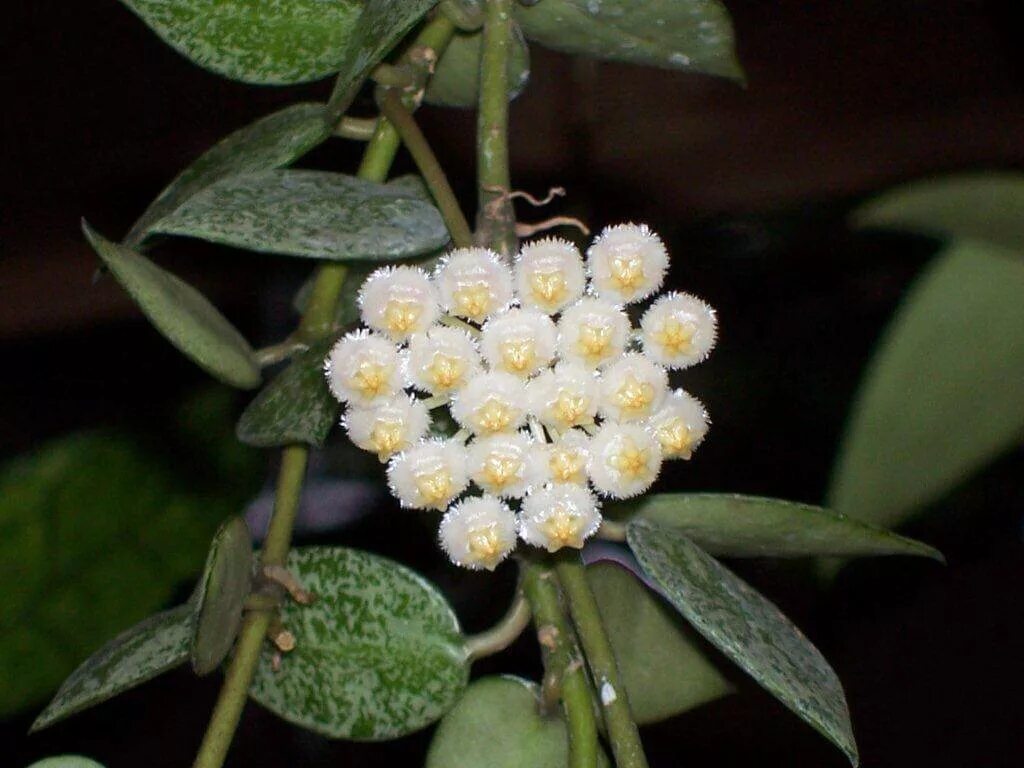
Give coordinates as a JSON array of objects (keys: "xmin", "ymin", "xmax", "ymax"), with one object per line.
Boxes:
[
  {"xmin": 324, "ymin": 330, "xmax": 403, "ymax": 408},
  {"xmin": 405, "ymin": 326, "xmax": 482, "ymax": 395},
  {"xmin": 586, "ymin": 223, "xmax": 669, "ymax": 304},
  {"xmin": 646, "ymin": 389, "xmax": 710, "ymax": 460},
  {"xmin": 515, "ymin": 237, "xmax": 586, "ymax": 314},
  {"xmin": 343, "ymin": 394, "xmax": 431, "ymax": 462},
  {"xmin": 435, "ymin": 248, "xmax": 514, "ymax": 323},
  {"xmin": 480, "ymin": 308, "xmax": 558, "ymax": 377},
  {"xmin": 467, "ymin": 432, "xmax": 546, "ymax": 498},
  {"xmin": 588, "ymin": 422, "xmax": 662, "ymax": 499},
  {"xmin": 450, "ymin": 371, "xmax": 529, "ymax": 435},
  {"xmin": 386, "ymin": 438, "xmax": 469, "ymax": 511},
  {"xmin": 556, "ymin": 297, "xmax": 631, "ymax": 370},
  {"xmin": 358, "ymin": 265, "xmax": 440, "ymax": 342},
  {"xmin": 544, "ymin": 430, "xmax": 591, "ymax": 485},
  {"xmin": 599, "ymin": 352, "xmax": 668, "ymax": 423},
  {"xmin": 439, "ymin": 495, "xmax": 518, "ymax": 570},
  {"xmin": 519, "ymin": 485, "xmax": 601, "ymax": 552},
  {"xmin": 528, "ymin": 362, "xmax": 600, "ymax": 430},
  {"xmin": 640, "ymin": 292, "xmax": 717, "ymax": 368}
]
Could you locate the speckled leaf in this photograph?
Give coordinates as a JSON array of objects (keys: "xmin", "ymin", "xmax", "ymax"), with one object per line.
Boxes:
[
  {"xmin": 117, "ymin": 0, "xmax": 360, "ymax": 84},
  {"xmin": 236, "ymin": 341, "xmax": 339, "ymax": 449},
  {"xmin": 515, "ymin": 0, "xmax": 742, "ymax": 81},
  {"xmin": 427, "ymin": 676, "xmax": 610, "ymax": 768},
  {"xmin": 151, "ymin": 170, "xmax": 450, "ymax": 261},
  {"xmin": 588, "ymin": 562, "xmax": 732, "ymax": 724},
  {"xmin": 126, "ymin": 103, "xmax": 330, "ymax": 246},
  {"xmin": 248, "ymin": 546, "xmax": 468, "ymax": 739},
  {"xmin": 83, "ymin": 223, "xmax": 260, "ymax": 388},
  {"xmin": 622, "ymin": 493, "xmax": 942, "ymax": 560},
  {"xmin": 628, "ymin": 520, "xmax": 858, "ymax": 765},
  {"xmin": 852, "ymin": 171, "xmax": 1024, "ymax": 254},
  {"xmin": 31, "ymin": 605, "xmax": 193, "ymax": 732},
  {"xmin": 328, "ymin": 0, "xmax": 439, "ymax": 118},
  {"xmin": 426, "ymin": 24, "xmax": 530, "ymax": 108},
  {"xmin": 191, "ymin": 517, "xmax": 253, "ymax": 675},
  {"xmin": 27, "ymin": 758, "xmax": 106, "ymax": 768}
]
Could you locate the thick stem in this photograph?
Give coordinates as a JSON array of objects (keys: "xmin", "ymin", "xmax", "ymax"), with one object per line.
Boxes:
[
  {"xmin": 556, "ymin": 556, "xmax": 650, "ymax": 768},
  {"xmin": 475, "ymin": 0, "xmax": 517, "ymax": 256},
  {"xmin": 522, "ymin": 563, "xmax": 600, "ymax": 768}
]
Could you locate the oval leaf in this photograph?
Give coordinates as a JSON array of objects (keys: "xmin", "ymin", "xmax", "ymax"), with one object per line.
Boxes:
[
  {"xmin": 427, "ymin": 676, "xmax": 610, "ymax": 768},
  {"xmin": 117, "ymin": 0, "xmax": 360, "ymax": 84},
  {"xmin": 27, "ymin": 758, "xmax": 106, "ymax": 768},
  {"xmin": 623, "ymin": 493, "xmax": 942, "ymax": 560},
  {"xmin": 126, "ymin": 103, "xmax": 330, "ymax": 246},
  {"xmin": 829, "ymin": 241, "xmax": 1024, "ymax": 530},
  {"xmin": 31, "ymin": 605, "xmax": 193, "ymax": 732},
  {"xmin": 589, "ymin": 562, "xmax": 732, "ymax": 724},
  {"xmin": 248, "ymin": 546, "xmax": 468, "ymax": 739},
  {"xmin": 83, "ymin": 223, "xmax": 260, "ymax": 389},
  {"xmin": 150, "ymin": 170, "xmax": 450, "ymax": 261},
  {"xmin": 516, "ymin": 0, "xmax": 742, "ymax": 81},
  {"xmin": 191, "ymin": 517, "xmax": 253, "ymax": 675},
  {"xmin": 852, "ymin": 171, "xmax": 1024, "ymax": 254},
  {"xmin": 427, "ymin": 24, "xmax": 531, "ymax": 108},
  {"xmin": 628, "ymin": 520, "xmax": 858, "ymax": 766},
  {"xmin": 236, "ymin": 340, "xmax": 340, "ymax": 449}
]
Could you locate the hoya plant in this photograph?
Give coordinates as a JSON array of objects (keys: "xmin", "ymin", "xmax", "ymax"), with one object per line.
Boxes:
[{"xmin": 25, "ymin": 1, "xmax": 1008, "ymax": 767}]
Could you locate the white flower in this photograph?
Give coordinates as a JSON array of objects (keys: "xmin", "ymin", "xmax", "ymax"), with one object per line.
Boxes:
[
  {"xmin": 435, "ymin": 248, "xmax": 514, "ymax": 323},
  {"xmin": 343, "ymin": 394, "xmax": 431, "ymax": 462},
  {"xmin": 557, "ymin": 297, "xmax": 631, "ymax": 369},
  {"xmin": 467, "ymin": 432, "xmax": 545, "ymax": 498},
  {"xmin": 545, "ymin": 430, "xmax": 591, "ymax": 485},
  {"xmin": 439, "ymin": 495, "xmax": 518, "ymax": 570},
  {"xmin": 450, "ymin": 371, "xmax": 528, "ymax": 436},
  {"xmin": 587, "ymin": 223, "xmax": 668, "ymax": 304},
  {"xmin": 358, "ymin": 265, "xmax": 440, "ymax": 342},
  {"xmin": 647, "ymin": 389, "xmax": 710, "ymax": 460},
  {"xmin": 528, "ymin": 362, "xmax": 600, "ymax": 430},
  {"xmin": 387, "ymin": 439, "xmax": 469, "ymax": 511},
  {"xmin": 599, "ymin": 352, "xmax": 668, "ymax": 423},
  {"xmin": 519, "ymin": 485, "xmax": 601, "ymax": 552},
  {"xmin": 325, "ymin": 330, "xmax": 403, "ymax": 408},
  {"xmin": 480, "ymin": 308, "xmax": 557, "ymax": 378},
  {"xmin": 515, "ymin": 237, "xmax": 586, "ymax": 314},
  {"xmin": 588, "ymin": 422, "xmax": 662, "ymax": 499},
  {"xmin": 405, "ymin": 326, "xmax": 482, "ymax": 395},
  {"xmin": 640, "ymin": 292, "xmax": 717, "ymax": 368}
]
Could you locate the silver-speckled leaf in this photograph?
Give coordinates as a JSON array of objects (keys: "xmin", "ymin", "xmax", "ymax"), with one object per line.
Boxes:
[
  {"xmin": 117, "ymin": 0, "xmax": 360, "ymax": 84},
  {"xmin": 82, "ymin": 223, "xmax": 261, "ymax": 389},
  {"xmin": 26, "ymin": 758, "xmax": 106, "ymax": 768},
  {"xmin": 516, "ymin": 0, "xmax": 742, "ymax": 81},
  {"xmin": 426, "ymin": 24, "xmax": 531, "ymax": 108},
  {"xmin": 248, "ymin": 546, "xmax": 469, "ymax": 739},
  {"xmin": 426, "ymin": 676, "xmax": 610, "ymax": 768},
  {"xmin": 236, "ymin": 340, "xmax": 339, "ymax": 449},
  {"xmin": 191, "ymin": 517, "xmax": 253, "ymax": 675},
  {"xmin": 151, "ymin": 170, "xmax": 450, "ymax": 261},
  {"xmin": 589, "ymin": 562, "xmax": 732, "ymax": 724},
  {"xmin": 126, "ymin": 103, "xmax": 330, "ymax": 246},
  {"xmin": 628, "ymin": 520, "xmax": 858, "ymax": 766},
  {"xmin": 623, "ymin": 493, "xmax": 942, "ymax": 560},
  {"xmin": 31, "ymin": 605, "xmax": 193, "ymax": 732}
]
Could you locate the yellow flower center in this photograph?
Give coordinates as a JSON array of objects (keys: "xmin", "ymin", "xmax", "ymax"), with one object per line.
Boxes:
[
  {"xmin": 475, "ymin": 398, "xmax": 514, "ymax": 433},
  {"xmin": 577, "ymin": 323, "xmax": 612, "ymax": 363},
  {"xmin": 369, "ymin": 420, "xmax": 405, "ymax": 462},
  {"xmin": 481, "ymin": 452, "xmax": 523, "ymax": 490},
  {"xmin": 530, "ymin": 270, "xmax": 568, "ymax": 307},
  {"xmin": 426, "ymin": 353, "xmax": 466, "ymax": 391},
  {"xmin": 452, "ymin": 283, "xmax": 492, "ymax": 321},
  {"xmin": 499, "ymin": 339, "xmax": 536, "ymax": 374},
  {"xmin": 653, "ymin": 317, "xmax": 695, "ymax": 357},
  {"xmin": 610, "ymin": 440, "xmax": 650, "ymax": 480},
  {"xmin": 549, "ymin": 447, "xmax": 586, "ymax": 484},
  {"xmin": 553, "ymin": 391, "xmax": 589, "ymax": 427},
  {"xmin": 350, "ymin": 359, "xmax": 391, "ymax": 400},
  {"xmin": 609, "ymin": 253, "xmax": 645, "ymax": 292},
  {"xmin": 656, "ymin": 419, "xmax": 693, "ymax": 459},
  {"xmin": 613, "ymin": 374, "xmax": 655, "ymax": 417},
  {"xmin": 383, "ymin": 299, "xmax": 422, "ymax": 336},
  {"xmin": 467, "ymin": 526, "xmax": 506, "ymax": 569},
  {"xmin": 540, "ymin": 508, "xmax": 585, "ymax": 549},
  {"xmin": 415, "ymin": 468, "xmax": 454, "ymax": 508}
]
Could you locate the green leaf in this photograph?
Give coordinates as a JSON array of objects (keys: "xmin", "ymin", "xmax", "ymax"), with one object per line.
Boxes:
[
  {"xmin": 248, "ymin": 546, "xmax": 468, "ymax": 739},
  {"xmin": 621, "ymin": 493, "xmax": 942, "ymax": 560},
  {"xmin": 236, "ymin": 340, "xmax": 339, "ymax": 449},
  {"xmin": 126, "ymin": 103, "xmax": 330, "ymax": 246},
  {"xmin": 851, "ymin": 171, "xmax": 1024, "ymax": 254},
  {"xmin": 829, "ymin": 241, "xmax": 1024, "ymax": 530},
  {"xmin": 82, "ymin": 223, "xmax": 260, "ymax": 389},
  {"xmin": 27, "ymin": 758, "xmax": 106, "ymax": 768},
  {"xmin": 117, "ymin": 0, "xmax": 361, "ymax": 84},
  {"xmin": 588, "ymin": 562, "xmax": 732, "ymax": 724},
  {"xmin": 629, "ymin": 520, "xmax": 858, "ymax": 766},
  {"xmin": 191, "ymin": 517, "xmax": 253, "ymax": 675},
  {"xmin": 427, "ymin": 676, "xmax": 610, "ymax": 768},
  {"xmin": 515, "ymin": 0, "xmax": 742, "ymax": 81},
  {"xmin": 150, "ymin": 170, "xmax": 450, "ymax": 261},
  {"xmin": 426, "ymin": 24, "xmax": 531, "ymax": 108},
  {"xmin": 31, "ymin": 605, "xmax": 193, "ymax": 732}
]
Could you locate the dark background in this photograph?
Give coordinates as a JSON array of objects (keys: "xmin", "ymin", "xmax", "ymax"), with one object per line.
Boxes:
[{"xmin": 4, "ymin": 1, "xmax": 1023, "ymax": 766}]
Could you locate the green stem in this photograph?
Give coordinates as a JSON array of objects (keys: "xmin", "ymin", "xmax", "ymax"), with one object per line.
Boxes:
[
  {"xmin": 555, "ymin": 556, "xmax": 650, "ymax": 768},
  {"xmin": 522, "ymin": 563, "xmax": 600, "ymax": 768},
  {"xmin": 475, "ymin": 0, "xmax": 517, "ymax": 256},
  {"xmin": 377, "ymin": 88, "xmax": 474, "ymax": 249},
  {"xmin": 463, "ymin": 592, "xmax": 531, "ymax": 661}
]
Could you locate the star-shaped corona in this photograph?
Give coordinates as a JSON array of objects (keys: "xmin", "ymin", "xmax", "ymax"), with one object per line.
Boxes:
[{"xmin": 325, "ymin": 224, "xmax": 717, "ymax": 569}]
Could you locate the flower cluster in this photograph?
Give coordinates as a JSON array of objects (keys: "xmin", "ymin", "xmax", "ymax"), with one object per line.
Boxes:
[{"xmin": 325, "ymin": 224, "xmax": 716, "ymax": 570}]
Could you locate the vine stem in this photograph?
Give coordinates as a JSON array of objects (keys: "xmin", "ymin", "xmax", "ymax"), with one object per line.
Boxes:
[
  {"xmin": 556, "ymin": 555, "xmax": 650, "ymax": 768},
  {"xmin": 522, "ymin": 563, "xmax": 600, "ymax": 768},
  {"xmin": 463, "ymin": 592, "xmax": 531, "ymax": 661}
]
